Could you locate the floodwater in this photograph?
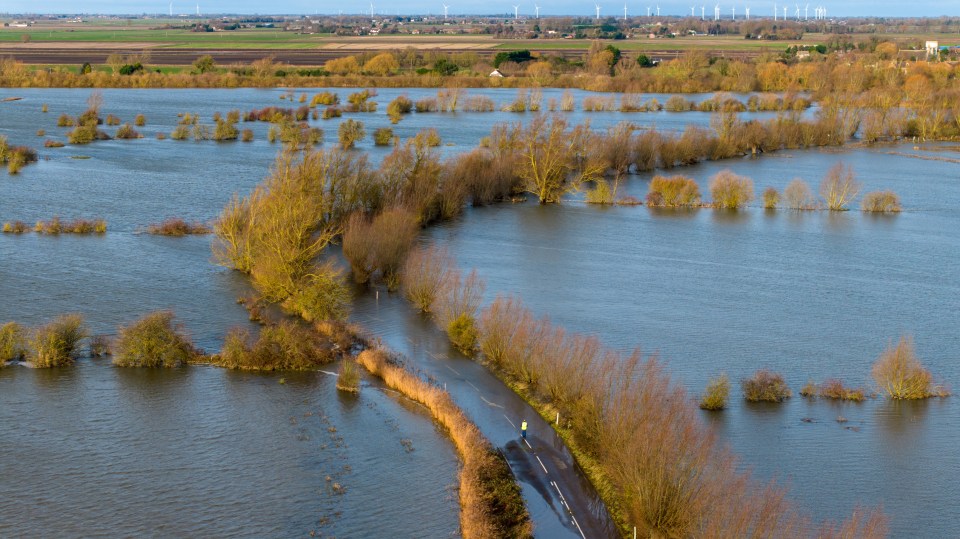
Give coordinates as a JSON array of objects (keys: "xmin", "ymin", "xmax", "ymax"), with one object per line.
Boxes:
[{"xmin": 0, "ymin": 88, "xmax": 956, "ymax": 537}]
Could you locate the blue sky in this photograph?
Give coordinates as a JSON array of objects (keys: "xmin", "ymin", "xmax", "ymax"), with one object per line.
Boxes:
[{"xmin": 1, "ymin": 0, "xmax": 954, "ymax": 17}]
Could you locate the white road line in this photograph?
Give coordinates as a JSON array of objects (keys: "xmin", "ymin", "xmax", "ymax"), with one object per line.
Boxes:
[
  {"xmin": 480, "ymin": 396, "xmax": 504, "ymax": 408},
  {"xmin": 535, "ymin": 455, "xmax": 549, "ymax": 474},
  {"xmin": 319, "ymin": 370, "xmax": 338, "ymax": 376},
  {"xmin": 551, "ymin": 481, "xmax": 570, "ymax": 511},
  {"xmin": 466, "ymin": 380, "xmax": 480, "ymax": 392},
  {"xmin": 503, "ymin": 415, "xmax": 516, "ymax": 428},
  {"xmin": 523, "ymin": 438, "xmax": 532, "ymax": 449},
  {"xmin": 444, "ymin": 364, "xmax": 460, "ymax": 376},
  {"xmin": 571, "ymin": 515, "xmax": 586, "ymax": 539}
]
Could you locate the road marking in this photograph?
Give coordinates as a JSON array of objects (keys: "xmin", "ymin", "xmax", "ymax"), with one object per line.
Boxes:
[
  {"xmin": 319, "ymin": 370, "xmax": 338, "ymax": 376},
  {"xmin": 551, "ymin": 481, "xmax": 570, "ymax": 511},
  {"xmin": 535, "ymin": 455, "xmax": 548, "ymax": 474},
  {"xmin": 571, "ymin": 515, "xmax": 586, "ymax": 539},
  {"xmin": 503, "ymin": 415, "xmax": 516, "ymax": 428},
  {"xmin": 466, "ymin": 380, "xmax": 480, "ymax": 392},
  {"xmin": 444, "ymin": 364, "xmax": 460, "ymax": 376},
  {"xmin": 480, "ymin": 396, "xmax": 503, "ymax": 408},
  {"xmin": 523, "ymin": 438, "xmax": 532, "ymax": 449}
]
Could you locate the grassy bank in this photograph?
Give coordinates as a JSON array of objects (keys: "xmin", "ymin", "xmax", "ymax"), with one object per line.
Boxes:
[{"xmin": 357, "ymin": 348, "xmax": 531, "ymax": 539}]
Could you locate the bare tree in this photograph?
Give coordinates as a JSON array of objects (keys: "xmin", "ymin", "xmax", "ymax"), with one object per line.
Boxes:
[{"xmin": 820, "ymin": 163, "xmax": 860, "ymax": 210}]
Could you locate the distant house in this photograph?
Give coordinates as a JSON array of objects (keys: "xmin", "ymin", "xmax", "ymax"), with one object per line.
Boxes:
[
  {"xmin": 489, "ymin": 69, "xmax": 504, "ymax": 77},
  {"xmin": 926, "ymin": 40, "xmax": 939, "ymax": 59}
]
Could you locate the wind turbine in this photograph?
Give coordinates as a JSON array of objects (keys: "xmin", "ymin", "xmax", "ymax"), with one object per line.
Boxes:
[
  {"xmin": 513, "ymin": 4, "xmax": 520, "ymax": 18},
  {"xmin": 745, "ymin": 5, "xmax": 750, "ymax": 19},
  {"xmin": 731, "ymin": 6, "xmax": 735, "ymax": 19},
  {"xmin": 713, "ymin": 3, "xmax": 719, "ymax": 20},
  {"xmin": 804, "ymin": 3, "xmax": 808, "ymax": 19},
  {"xmin": 369, "ymin": 2, "xmax": 375, "ymax": 17},
  {"xmin": 690, "ymin": 5, "xmax": 695, "ymax": 16},
  {"xmin": 774, "ymin": 2, "xmax": 777, "ymax": 20},
  {"xmin": 795, "ymin": 4, "xmax": 799, "ymax": 19},
  {"xmin": 782, "ymin": 6, "xmax": 787, "ymax": 19},
  {"xmin": 595, "ymin": 3, "xmax": 601, "ymax": 20},
  {"xmin": 535, "ymin": 4, "xmax": 540, "ymax": 18},
  {"xmin": 168, "ymin": 2, "xmax": 173, "ymax": 16},
  {"xmin": 624, "ymin": 4, "xmax": 628, "ymax": 20},
  {"xmin": 646, "ymin": 6, "xmax": 651, "ymax": 16},
  {"xmin": 701, "ymin": 5, "xmax": 705, "ymax": 19},
  {"xmin": 656, "ymin": 4, "xmax": 660, "ymax": 16},
  {"xmin": 442, "ymin": 3, "xmax": 449, "ymax": 18}
]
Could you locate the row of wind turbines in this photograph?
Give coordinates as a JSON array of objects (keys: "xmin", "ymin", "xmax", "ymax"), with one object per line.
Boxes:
[
  {"xmin": 485, "ymin": 3, "xmax": 828, "ymax": 21},
  {"xmin": 166, "ymin": 3, "xmax": 202, "ymax": 16}
]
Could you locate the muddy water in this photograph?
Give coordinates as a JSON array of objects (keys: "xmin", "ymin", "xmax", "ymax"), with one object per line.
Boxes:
[{"xmin": 0, "ymin": 88, "xmax": 954, "ymax": 537}]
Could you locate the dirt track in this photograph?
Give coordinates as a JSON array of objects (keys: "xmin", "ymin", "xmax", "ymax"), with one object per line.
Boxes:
[{"xmin": 0, "ymin": 46, "xmax": 756, "ymax": 66}]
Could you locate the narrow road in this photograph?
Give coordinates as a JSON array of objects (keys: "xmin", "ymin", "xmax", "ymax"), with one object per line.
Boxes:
[{"xmin": 352, "ymin": 290, "xmax": 618, "ymax": 538}]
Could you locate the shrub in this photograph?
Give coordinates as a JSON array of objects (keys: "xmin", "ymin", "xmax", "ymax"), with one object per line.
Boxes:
[
  {"xmin": 872, "ymin": 336, "xmax": 949, "ymax": 399},
  {"xmin": 322, "ymin": 106, "xmax": 342, "ymax": 119},
  {"xmin": 89, "ymin": 335, "xmax": 111, "ymax": 357},
  {"xmin": 105, "ymin": 114, "xmax": 121, "ymax": 126},
  {"xmin": 30, "ymin": 314, "xmax": 87, "ymax": 368},
  {"xmin": 336, "ymin": 358, "xmax": 361, "ymax": 393},
  {"xmin": 861, "ymin": 191, "xmax": 901, "ymax": 213},
  {"xmin": 36, "ymin": 129, "xmax": 45, "ymax": 137},
  {"xmin": 44, "ymin": 139, "xmax": 65, "ymax": 148},
  {"xmin": 134, "ymin": 113, "xmax": 146, "ymax": 126},
  {"xmin": 783, "ymin": 179, "xmax": 816, "ymax": 210},
  {"xmin": 241, "ymin": 128, "xmax": 254, "ymax": 142},
  {"xmin": 2, "ymin": 221, "xmax": 28, "ymax": 234},
  {"xmin": 585, "ymin": 179, "xmax": 614, "ymax": 205},
  {"xmin": 57, "ymin": 114, "xmax": 75, "ymax": 127},
  {"xmin": 435, "ymin": 269, "xmax": 485, "ymax": 355},
  {"xmin": 709, "ymin": 170, "xmax": 755, "ymax": 209},
  {"xmin": 387, "ymin": 95, "xmax": 413, "ymax": 123},
  {"xmin": 0, "ymin": 322, "xmax": 27, "ymax": 363},
  {"xmin": 338, "ymin": 119, "xmax": 365, "ymax": 149},
  {"xmin": 170, "ymin": 124, "xmax": 190, "ymax": 140},
  {"xmin": 67, "ymin": 124, "xmax": 108, "ymax": 144},
  {"xmin": 213, "ymin": 120, "xmax": 238, "ymax": 141},
  {"xmin": 310, "ymin": 91, "xmax": 339, "ymax": 107},
  {"xmin": 447, "ymin": 312, "xmax": 480, "ymax": 355},
  {"xmin": 217, "ymin": 321, "xmax": 336, "ymax": 371},
  {"xmin": 112, "ymin": 311, "xmax": 197, "ymax": 368},
  {"xmin": 742, "ymin": 369, "xmax": 792, "ymax": 402},
  {"xmin": 422, "ymin": 128, "xmax": 441, "ymax": 147},
  {"xmin": 820, "ymin": 163, "xmax": 860, "ymax": 211},
  {"xmin": 647, "ymin": 175, "xmax": 701, "ymax": 207},
  {"xmin": 115, "ymin": 124, "xmax": 142, "ymax": 139},
  {"xmin": 146, "ymin": 218, "xmax": 211, "ymax": 236},
  {"xmin": 762, "ymin": 187, "xmax": 780, "ymax": 209},
  {"xmin": 342, "ymin": 208, "xmax": 419, "ymax": 287},
  {"xmin": 284, "ymin": 263, "xmax": 351, "ymax": 322},
  {"xmin": 699, "ymin": 374, "xmax": 730, "ymax": 410},
  {"xmin": 402, "ymin": 245, "xmax": 453, "ymax": 313},
  {"xmin": 818, "ymin": 379, "xmax": 866, "ymax": 401},
  {"xmin": 373, "ymin": 127, "xmax": 394, "ymax": 146}
]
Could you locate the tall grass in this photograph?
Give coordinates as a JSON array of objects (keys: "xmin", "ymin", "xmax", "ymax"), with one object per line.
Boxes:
[
  {"xmin": 336, "ymin": 358, "xmax": 361, "ymax": 393},
  {"xmin": 357, "ymin": 348, "xmax": 531, "ymax": 539},
  {"xmin": 112, "ymin": 311, "xmax": 198, "ymax": 368},
  {"xmin": 30, "ymin": 314, "xmax": 87, "ymax": 368}
]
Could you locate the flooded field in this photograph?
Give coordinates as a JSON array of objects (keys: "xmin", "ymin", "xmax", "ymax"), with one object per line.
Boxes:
[{"xmin": 1, "ymin": 88, "xmax": 957, "ymax": 536}]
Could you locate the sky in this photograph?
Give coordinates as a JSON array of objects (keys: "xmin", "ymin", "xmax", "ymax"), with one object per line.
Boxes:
[{"xmin": 0, "ymin": 0, "xmax": 955, "ymax": 18}]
